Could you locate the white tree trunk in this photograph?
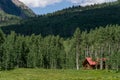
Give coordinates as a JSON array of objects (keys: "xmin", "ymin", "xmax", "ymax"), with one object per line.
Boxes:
[
  {"xmin": 76, "ymin": 45, "xmax": 79, "ymax": 70},
  {"xmin": 100, "ymin": 47, "xmax": 103, "ymax": 70}
]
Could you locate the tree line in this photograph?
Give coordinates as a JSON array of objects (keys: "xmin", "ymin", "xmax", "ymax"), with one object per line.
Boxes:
[
  {"xmin": 2, "ymin": 1, "xmax": 120, "ymax": 37},
  {"xmin": 0, "ymin": 25, "xmax": 120, "ymax": 71}
]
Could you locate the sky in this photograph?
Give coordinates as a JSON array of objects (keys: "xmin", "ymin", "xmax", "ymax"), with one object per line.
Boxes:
[{"xmin": 19, "ymin": 0, "xmax": 117, "ymax": 14}]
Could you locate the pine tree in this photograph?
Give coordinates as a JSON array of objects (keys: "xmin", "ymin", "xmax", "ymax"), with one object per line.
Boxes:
[{"xmin": 0, "ymin": 29, "xmax": 5, "ymax": 70}]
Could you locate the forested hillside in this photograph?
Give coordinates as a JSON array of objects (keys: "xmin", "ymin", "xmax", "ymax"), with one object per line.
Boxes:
[
  {"xmin": 0, "ymin": 0, "xmax": 35, "ymax": 27},
  {"xmin": 0, "ymin": 10, "xmax": 21, "ymax": 27},
  {"xmin": 0, "ymin": 0, "xmax": 35, "ymax": 18},
  {"xmin": 1, "ymin": 1, "xmax": 120, "ymax": 37}
]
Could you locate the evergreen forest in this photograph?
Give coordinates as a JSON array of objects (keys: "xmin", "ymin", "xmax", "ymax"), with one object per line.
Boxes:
[{"xmin": 1, "ymin": 1, "xmax": 120, "ymax": 37}]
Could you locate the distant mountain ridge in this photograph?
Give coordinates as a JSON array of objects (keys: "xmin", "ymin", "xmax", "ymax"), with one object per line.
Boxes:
[
  {"xmin": 0, "ymin": 0, "xmax": 35, "ymax": 18},
  {"xmin": 1, "ymin": 1, "xmax": 120, "ymax": 37}
]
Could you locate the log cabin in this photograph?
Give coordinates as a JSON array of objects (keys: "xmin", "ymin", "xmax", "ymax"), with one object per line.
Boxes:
[
  {"xmin": 83, "ymin": 57, "xmax": 106, "ymax": 69},
  {"xmin": 83, "ymin": 57, "xmax": 96, "ymax": 69}
]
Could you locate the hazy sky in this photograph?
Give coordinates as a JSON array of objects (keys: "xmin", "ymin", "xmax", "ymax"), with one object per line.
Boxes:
[{"xmin": 19, "ymin": 0, "xmax": 117, "ymax": 14}]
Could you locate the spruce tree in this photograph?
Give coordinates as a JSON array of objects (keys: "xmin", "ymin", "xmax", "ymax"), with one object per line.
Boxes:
[{"xmin": 0, "ymin": 29, "xmax": 5, "ymax": 70}]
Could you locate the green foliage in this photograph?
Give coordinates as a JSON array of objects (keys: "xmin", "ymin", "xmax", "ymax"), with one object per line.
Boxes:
[
  {"xmin": 0, "ymin": 29, "xmax": 5, "ymax": 44},
  {"xmin": 0, "ymin": 1, "xmax": 120, "ymax": 71},
  {"xmin": 0, "ymin": 10, "xmax": 21, "ymax": 27},
  {"xmin": 0, "ymin": 25, "xmax": 120, "ymax": 70}
]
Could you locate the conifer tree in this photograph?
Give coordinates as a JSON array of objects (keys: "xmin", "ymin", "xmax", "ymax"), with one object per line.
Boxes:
[{"xmin": 0, "ymin": 29, "xmax": 5, "ymax": 70}]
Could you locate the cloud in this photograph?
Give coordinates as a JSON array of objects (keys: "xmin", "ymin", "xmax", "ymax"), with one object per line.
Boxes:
[
  {"xmin": 19, "ymin": 0, "xmax": 62, "ymax": 8},
  {"xmin": 68, "ymin": 0, "xmax": 117, "ymax": 6},
  {"xmin": 19, "ymin": 0, "xmax": 117, "ymax": 8}
]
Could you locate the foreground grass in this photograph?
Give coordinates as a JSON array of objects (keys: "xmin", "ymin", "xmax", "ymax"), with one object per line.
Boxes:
[{"xmin": 0, "ymin": 68, "xmax": 119, "ymax": 80}]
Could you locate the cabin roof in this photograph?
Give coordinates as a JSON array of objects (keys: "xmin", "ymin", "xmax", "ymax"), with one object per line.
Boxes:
[
  {"xmin": 83, "ymin": 57, "xmax": 107, "ymax": 66},
  {"xmin": 86, "ymin": 57, "xmax": 96, "ymax": 65}
]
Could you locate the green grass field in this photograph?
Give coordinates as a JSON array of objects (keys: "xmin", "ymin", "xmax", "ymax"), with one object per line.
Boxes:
[{"xmin": 0, "ymin": 68, "xmax": 119, "ymax": 80}]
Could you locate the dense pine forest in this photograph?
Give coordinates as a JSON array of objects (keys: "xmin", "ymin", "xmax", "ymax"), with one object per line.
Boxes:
[
  {"xmin": 1, "ymin": 1, "xmax": 120, "ymax": 37},
  {"xmin": 0, "ymin": 1, "xmax": 120, "ymax": 72}
]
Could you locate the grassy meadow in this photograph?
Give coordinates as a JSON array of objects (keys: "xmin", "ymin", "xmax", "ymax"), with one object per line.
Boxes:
[{"xmin": 0, "ymin": 68, "xmax": 119, "ymax": 80}]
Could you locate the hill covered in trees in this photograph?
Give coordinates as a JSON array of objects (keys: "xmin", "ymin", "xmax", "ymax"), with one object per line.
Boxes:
[
  {"xmin": 0, "ymin": 0, "xmax": 36, "ymax": 27},
  {"xmin": 1, "ymin": 1, "xmax": 120, "ymax": 37},
  {"xmin": 0, "ymin": 10, "xmax": 21, "ymax": 27}
]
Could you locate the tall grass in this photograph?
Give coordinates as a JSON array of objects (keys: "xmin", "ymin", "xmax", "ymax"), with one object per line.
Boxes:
[{"xmin": 0, "ymin": 68, "xmax": 119, "ymax": 80}]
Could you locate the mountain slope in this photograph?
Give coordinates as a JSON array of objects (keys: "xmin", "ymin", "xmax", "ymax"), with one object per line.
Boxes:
[
  {"xmin": 1, "ymin": 1, "xmax": 120, "ymax": 37},
  {"xmin": 12, "ymin": 0, "xmax": 35, "ymax": 18},
  {"xmin": 0, "ymin": 0, "xmax": 36, "ymax": 27},
  {"xmin": 0, "ymin": 0, "xmax": 35, "ymax": 18}
]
